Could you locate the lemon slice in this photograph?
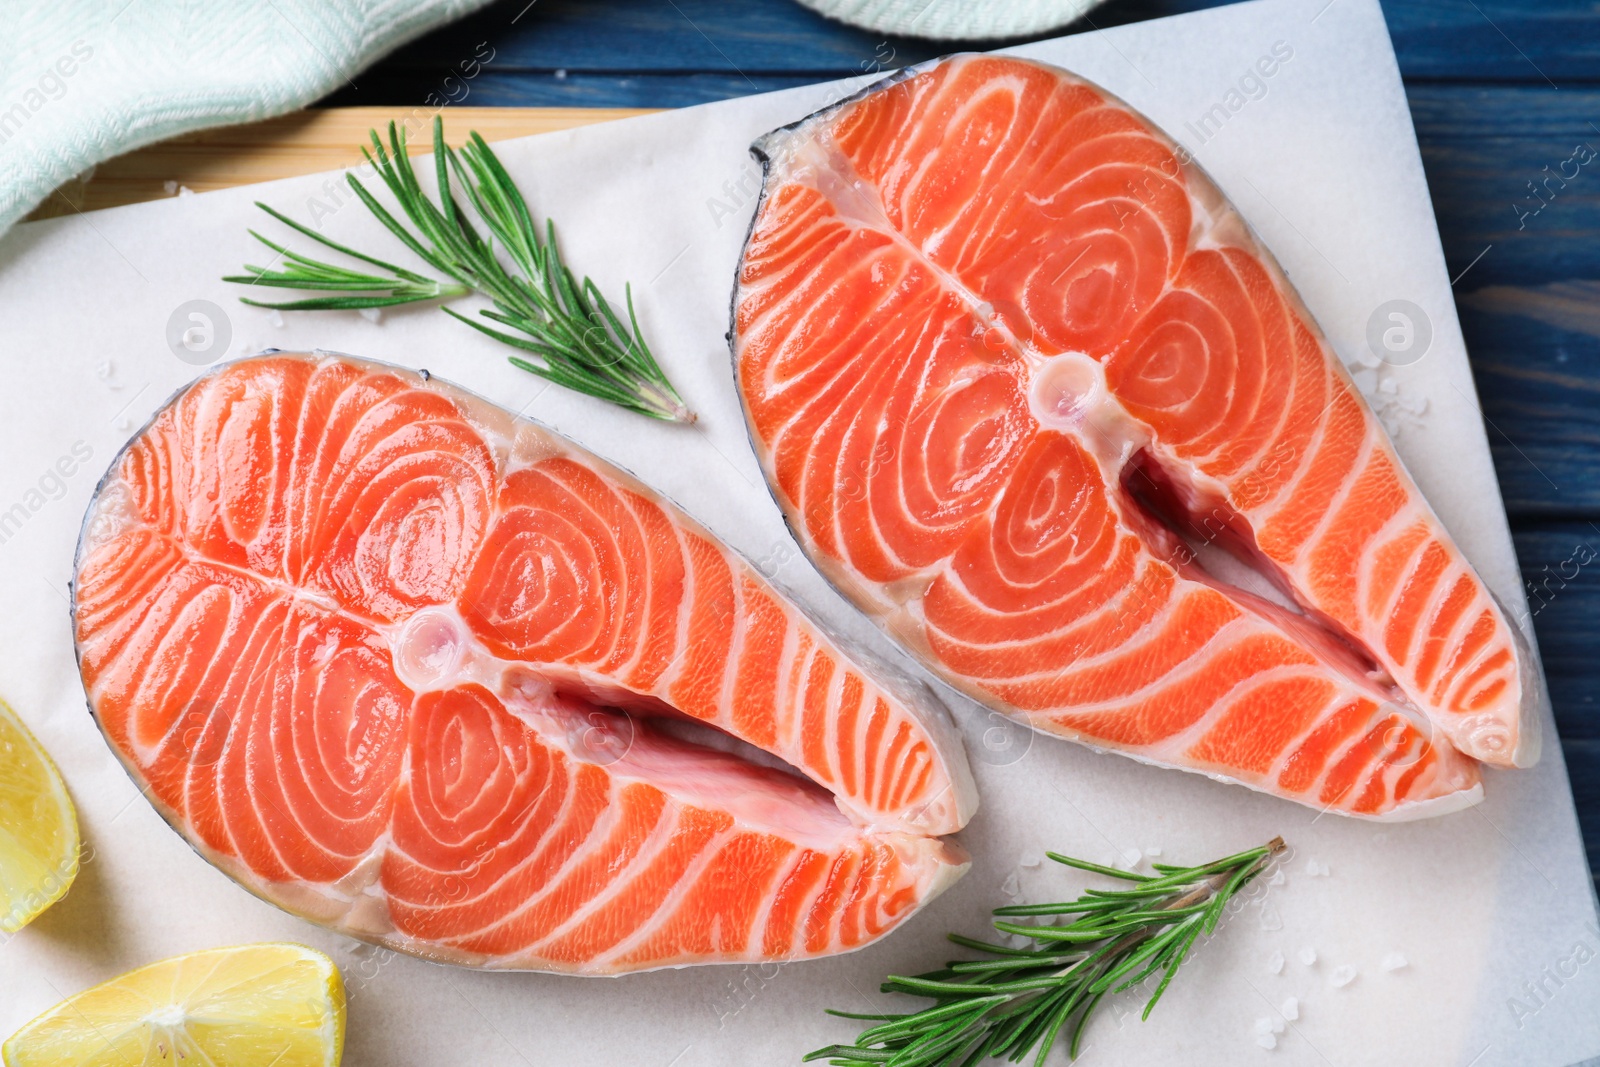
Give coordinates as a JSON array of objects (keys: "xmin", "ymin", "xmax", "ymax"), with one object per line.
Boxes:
[
  {"xmin": 0, "ymin": 699, "xmax": 78, "ymax": 933},
  {"xmin": 2, "ymin": 942, "xmax": 346, "ymax": 1067}
]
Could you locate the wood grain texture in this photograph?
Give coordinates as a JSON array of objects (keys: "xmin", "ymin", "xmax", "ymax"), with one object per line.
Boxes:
[{"xmin": 31, "ymin": 105, "xmax": 653, "ymax": 219}]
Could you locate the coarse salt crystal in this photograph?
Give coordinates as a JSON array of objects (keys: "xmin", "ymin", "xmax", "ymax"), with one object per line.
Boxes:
[
  {"xmin": 1145, "ymin": 846, "xmax": 1162, "ymax": 857},
  {"xmin": 1305, "ymin": 859, "xmax": 1329, "ymax": 877},
  {"xmin": 266, "ymin": 309, "xmax": 285, "ymax": 329},
  {"xmin": 1267, "ymin": 869, "xmax": 1286, "ymax": 887},
  {"xmin": 358, "ymin": 307, "xmax": 383, "ymax": 324},
  {"xmin": 1254, "ymin": 1017, "xmax": 1274, "ymax": 1035},
  {"xmin": 1267, "ymin": 951, "xmax": 1285, "ymax": 975},
  {"xmin": 1379, "ymin": 377, "xmax": 1399, "ymax": 394},
  {"xmin": 1122, "ymin": 848, "xmax": 1143, "ymax": 868},
  {"xmin": 1259, "ymin": 904, "xmax": 1284, "ymax": 931},
  {"xmin": 1256, "ymin": 1033, "xmax": 1278, "ymax": 1050},
  {"xmin": 1000, "ymin": 872, "xmax": 1020, "ymax": 899},
  {"xmin": 1281, "ymin": 996, "xmax": 1299, "ymax": 1021},
  {"xmin": 1329, "ymin": 964, "xmax": 1358, "ymax": 988},
  {"xmin": 1381, "ymin": 952, "xmax": 1409, "ymax": 972},
  {"xmin": 1299, "ymin": 948, "xmax": 1318, "ymax": 966},
  {"xmin": 1019, "ymin": 851, "xmax": 1041, "ymax": 869}
]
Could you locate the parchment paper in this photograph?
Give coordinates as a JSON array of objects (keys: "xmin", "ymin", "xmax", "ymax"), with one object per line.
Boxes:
[{"xmin": 0, "ymin": 0, "xmax": 1596, "ymax": 1063}]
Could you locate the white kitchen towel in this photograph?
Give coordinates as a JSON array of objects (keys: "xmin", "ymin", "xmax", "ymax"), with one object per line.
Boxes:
[
  {"xmin": 794, "ymin": 0, "xmax": 1106, "ymax": 40},
  {"xmin": 0, "ymin": 0, "xmax": 492, "ymax": 236}
]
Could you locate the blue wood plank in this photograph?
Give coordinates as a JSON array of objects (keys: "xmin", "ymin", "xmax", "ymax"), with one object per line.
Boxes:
[
  {"xmin": 1560, "ymin": 739, "xmax": 1600, "ymax": 888},
  {"xmin": 340, "ymin": 0, "xmax": 1596, "ymax": 86},
  {"xmin": 1384, "ymin": 0, "xmax": 1599, "ymax": 83},
  {"xmin": 1456, "ymin": 303, "xmax": 1600, "ymax": 516},
  {"xmin": 342, "ymin": 71, "xmax": 821, "ymax": 110},
  {"xmin": 1510, "ymin": 525, "xmax": 1600, "ymax": 739},
  {"xmin": 1410, "ymin": 87, "xmax": 1600, "ymax": 291}
]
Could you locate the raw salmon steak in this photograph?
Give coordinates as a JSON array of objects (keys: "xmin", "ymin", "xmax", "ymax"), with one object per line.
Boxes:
[
  {"xmin": 732, "ymin": 54, "xmax": 1538, "ymax": 820},
  {"xmin": 72, "ymin": 353, "xmax": 976, "ymax": 973}
]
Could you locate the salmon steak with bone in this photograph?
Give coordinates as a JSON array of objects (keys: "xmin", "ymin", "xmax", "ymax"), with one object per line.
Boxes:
[
  {"xmin": 732, "ymin": 53, "xmax": 1538, "ymax": 820},
  {"xmin": 72, "ymin": 352, "xmax": 976, "ymax": 974}
]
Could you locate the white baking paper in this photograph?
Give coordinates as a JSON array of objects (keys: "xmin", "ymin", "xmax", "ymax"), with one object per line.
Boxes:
[{"xmin": 0, "ymin": 0, "xmax": 1596, "ymax": 1063}]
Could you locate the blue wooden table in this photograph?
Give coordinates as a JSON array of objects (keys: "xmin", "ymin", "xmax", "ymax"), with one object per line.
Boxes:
[{"xmin": 335, "ymin": 0, "xmax": 1600, "ymax": 885}]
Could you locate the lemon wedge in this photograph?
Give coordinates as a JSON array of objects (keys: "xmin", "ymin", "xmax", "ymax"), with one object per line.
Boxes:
[
  {"xmin": 0, "ymin": 699, "xmax": 78, "ymax": 933},
  {"xmin": 2, "ymin": 942, "xmax": 346, "ymax": 1067}
]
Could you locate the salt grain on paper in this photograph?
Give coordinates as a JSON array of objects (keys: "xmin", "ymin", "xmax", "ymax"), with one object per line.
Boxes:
[
  {"xmin": 1254, "ymin": 1017, "xmax": 1275, "ymax": 1035},
  {"xmin": 1281, "ymin": 996, "xmax": 1299, "ymax": 1021},
  {"xmin": 1259, "ymin": 904, "xmax": 1284, "ymax": 931},
  {"xmin": 358, "ymin": 307, "xmax": 384, "ymax": 324},
  {"xmin": 1267, "ymin": 869, "xmax": 1286, "ymax": 887},
  {"xmin": 1299, "ymin": 947, "xmax": 1318, "ymax": 966},
  {"xmin": 1122, "ymin": 848, "xmax": 1143, "ymax": 868},
  {"xmin": 1256, "ymin": 1034, "xmax": 1278, "ymax": 1050},
  {"xmin": 266, "ymin": 309, "xmax": 285, "ymax": 329},
  {"xmin": 1018, "ymin": 851, "xmax": 1041, "ymax": 869},
  {"xmin": 1145, "ymin": 846, "xmax": 1162, "ymax": 858},
  {"xmin": 1305, "ymin": 859, "xmax": 1329, "ymax": 877},
  {"xmin": 1267, "ymin": 950, "xmax": 1285, "ymax": 975},
  {"xmin": 1381, "ymin": 952, "xmax": 1409, "ymax": 972},
  {"xmin": 1329, "ymin": 964, "xmax": 1358, "ymax": 988},
  {"xmin": 1000, "ymin": 872, "xmax": 1020, "ymax": 899}
]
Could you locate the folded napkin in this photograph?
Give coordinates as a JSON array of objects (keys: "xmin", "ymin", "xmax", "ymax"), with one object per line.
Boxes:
[
  {"xmin": 0, "ymin": 0, "xmax": 492, "ymax": 235},
  {"xmin": 793, "ymin": 0, "xmax": 1104, "ymax": 40}
]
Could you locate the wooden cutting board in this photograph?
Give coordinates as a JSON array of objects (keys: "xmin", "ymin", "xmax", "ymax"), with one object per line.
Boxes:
[{"xmin": 30, "ymin": 106, "xmax": 656, "ymax": 221}]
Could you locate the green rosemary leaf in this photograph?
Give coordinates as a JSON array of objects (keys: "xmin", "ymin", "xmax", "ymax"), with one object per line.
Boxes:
[
  {"xmin": 1045, "ymin": 854, "xmax": 1152, "ymax": 882},
  {"xmin": 227, "ymin": 116, "xmax": 692, "ymax": 422},
  {"xmin": 811, "ymin": 838, "xmax": 1285, "ymax": 1065}
]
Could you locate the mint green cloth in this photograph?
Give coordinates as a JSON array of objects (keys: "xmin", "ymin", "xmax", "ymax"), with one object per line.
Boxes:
[{"xmin": 0, "ymin": 0, "xmax": 492, "ymax": 234}]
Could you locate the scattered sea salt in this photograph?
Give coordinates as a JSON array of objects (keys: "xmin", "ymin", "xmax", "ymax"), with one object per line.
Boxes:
[
  {"xmin": 1000, "ymin": 872, "xmax": 1020, "ymax": 899},
  {"xmin": 1280, "ymin": 996, "xmax": 1299, "ymax": 1021},
  {"xmin": 1352, "ymin": 368, "xmax": 1379, "ymax": 396},
  {"xmin": 1267, "ymin": 951, "xmax": 1285, "ymax": 975},
  {"xmin": 1329, "ymin": 964, "xmax": 1358, "ymax": 988},
  {"xmin": 1144, "ymin": 846, "xmax": 1162, "ymax": 858},
  {"xmin": 114, "ymin": 416, "xmax": 133, "ymax": 432},
  {"xmin": 1259, "ymin": 904, "xmax": 1284, "ymax": 931},
  {"xmin": 1298, "ymin": 947, "xmax": 1318, "ymax": 967},
  {"xmin": 266, "ymin": 309, "xmax": 284, "ymax": 329},
  {"xmin": 1304, "ymin": 859, "xmax": 1329, "ymax": 877},
  {"xmin": 163, "ymin": 180, "xmax": 178, "ymax": 195},
  {"xmin": 177, "ymin": 185, "xmax": 195, "ymax": 197},
  {"xmin": 1267, "ymin": 869, "xmax": 1286, "ymax": 887},
  {"xmin": 1018, "ymin": 851, "xmax": 1041, "ymax": 869},
  {"xmin": 358, "ymin": 307, "xmax": 384, "ymax": 324},
  {"xmin": 1379, "ymin": 377, "xmax": 1399, "ymax": 395},
  {"xmin": 1120, "ymin": 848, "xmax": 1142, "ymax": 869},
  {"xmin": 1254, "ymin": 1017, "xmax": 1274, "ymax": 1035},
  {"xmin": 1256, "ymin": 1033, "xmax": 1278, "ymax": 1050},
  {"xmin": 1381, "ymin": 952, "xmax": 1409, "ymax": 973}
]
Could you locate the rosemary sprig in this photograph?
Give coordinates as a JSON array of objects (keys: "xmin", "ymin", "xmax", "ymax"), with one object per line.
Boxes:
[
  {"xmin": 224, "ymin": 116, "xmax": 694, "ymax": 423},
  {"xmin": 808, "ymin": 837, "xmax": 1286, "ymax": 1066}
]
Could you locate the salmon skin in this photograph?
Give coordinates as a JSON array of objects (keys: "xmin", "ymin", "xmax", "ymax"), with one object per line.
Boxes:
[
  {"xmin": 732, "ymin": 54, "xmax": 1539, "ymax": 820},
  {"xmin": 72, "ymin": 352, "xmax": 976, "ymax": 973}
]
